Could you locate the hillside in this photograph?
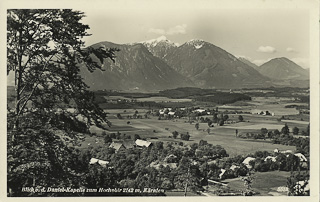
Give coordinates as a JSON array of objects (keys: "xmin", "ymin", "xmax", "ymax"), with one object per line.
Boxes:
[
  {"xmin": 257, "ymin": 57, "xmax": 309, "ymax": 80},
  {"xmin": 257, "ymin": 57, "xmax": 309, "ymax": 87},
  {"xmin": 238, "ymin": 57, "xmax": 259, "ymax": 69},
  {"xmin": 80, "ymin": 41, "xmax": 193, "ymax": 91},
  {"xmin": 160, "ymin": 39, "xmax": 271, "ymax": 89}
]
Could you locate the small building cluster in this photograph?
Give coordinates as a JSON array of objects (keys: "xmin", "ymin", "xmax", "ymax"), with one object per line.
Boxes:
[{"xmin": 89, "ymin": 139, "xmax": 153, "ymax": 167}]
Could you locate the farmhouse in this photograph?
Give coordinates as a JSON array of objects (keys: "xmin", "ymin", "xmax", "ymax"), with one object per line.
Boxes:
[
  {"xmin": 274, "ymin": 149, "xmax": 293, "ymax": 154},
  {"xmin": 195, "ymin": 109, "xmax": 206, "ymax": 113},
  {"xmin": 149, "ymin": 161, "xmax": 177, "ymax": 170},
  {"xmin": 109, "ymin": 142, "xmax": 126, "ymax": 153},
  {"xmin": 264, "ymin": 156, "xmax": 277, "ymax": 162},
  {"xmin": 251, "ymin": 109, "xmax": 275, "ymax": 116},
  {"xmin": 242, "ymin": 157, "xmax": 255, "ymax": 169},
  {"xmin": 280, "ymin": 150, "xmax": 293, "ymax": 154},
  {"xmin": 135, "ymin": 139, "xmax": 152, "ymax": 148},
  {"xmin": 294, "ymin": 153, "xmax": 307, "ymax": 162},
  {"xmin": 89, "ymin": 158, "xmax": 110, "ymax": 167},
  {"xmin": 230, "ymin": 165, "xmax": 240, "ymax": 171},
  {"xmin": 219, "ymin": 169, "xmax": 227, "ymax": 179}
]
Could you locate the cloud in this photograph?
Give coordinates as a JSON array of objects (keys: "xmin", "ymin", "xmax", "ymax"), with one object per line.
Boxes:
[
  {"xmin": 148, "ymin": 28, "xmax": 165, "ymax": 35},
  {"xmin": 167, "ymin": 24, "xmax": 187, "ymax": 35},
  {"xmin": 290, "ymin": 57, "xmax": 309, "ymax": 69},
  {"xmin": 257, "ymin": 46, "xmax": 276, "ymax": 53},
  {"xmin": 148, "ymin": 24, "xmax": 187, "ymax": 35},
  {"xmin": 252, "ymin": 58, "xmax": 272, "ymax": 66},
  {"xmin": 286, "ymin": 47, "xmax": 298, "ymax": 53}
]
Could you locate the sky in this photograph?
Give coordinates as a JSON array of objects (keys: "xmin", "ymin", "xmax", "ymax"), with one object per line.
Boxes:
[
  {"xmin": 79, "ymin": 2, "xmax": 311, "ymax": 69},
  {"xmin": 5, "ymin": 0, "xmax": 315, "ymax": 86}
]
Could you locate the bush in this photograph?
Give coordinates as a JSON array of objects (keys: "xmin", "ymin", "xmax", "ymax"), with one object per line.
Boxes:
[{"xmin": 181, "ymin": 133, "xmax": 190, "ymax": 141}]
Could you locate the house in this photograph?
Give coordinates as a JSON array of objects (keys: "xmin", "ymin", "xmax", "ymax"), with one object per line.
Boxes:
[
  {"xmin": 122, "ymin": 141, "xmax": 135, "ymax": 149},
  {"xmin": 251, "ymin": 110, "xmax": 274, "ymax": 116},
  {"xmin": 89, "ymin": 158, "xmax": 99, "ymax": 164},
  {"xmin": 135, "ymin": 139, "xmax": 152, "ymax": 147},
  {"xmin": 230, "ymin": 165, "xmax": 240, "ymax": 171},
  {"xmin": 89, "ymin": 158, "xmax": 110, "ymax": 168},
  {"xmin": 98, "ymin": 160, "xmax": 109, "ymax": 167},
  {"xmin": 280, "ymin": 150, "xmax": 293, "ymax": 154},
  {"xmin": 168, "ymin": 111, "xmax": 175, "ymax": 116},
  {"xmin": 164, "ymin": 154, "xmax": 178, "ymax": 163},
  {"xmin": 195, "ymin": 109, "xmax": 206, "ymax": 113},
  {"xmin": 219, "ymin": 169, "xmax": 227, "ymax": 179},
  {"xmin": 109, "ymin": 142, "xmax": 126, "ymax": 153},
  {"xmin": 242, "ymin": 157, "xmax": 255, "ymax": 169},
  {"xmin": 149, "ymin": 161, "xmax": 177, "ymax": 170},
  {"xmin": 294, "ymin": 153, "xmax": 308, "ymax": 162},
  {"xmin": 264, "ymin": 156, "xmax": 277, "ymax": 162}
]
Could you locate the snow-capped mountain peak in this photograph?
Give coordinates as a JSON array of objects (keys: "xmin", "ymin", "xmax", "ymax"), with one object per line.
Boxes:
[
  {"xmin": 141, "ymin": 36, "xmax": 177, "ymax": 48},
  {"xmin": 186, "ymin": 39, "xmax": 206, "ymax": 49}
]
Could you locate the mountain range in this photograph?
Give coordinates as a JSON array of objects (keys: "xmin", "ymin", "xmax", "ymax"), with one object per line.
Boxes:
[{"xmin": 81, "ymin": 36, "xmax": 309, "ymax": 91}]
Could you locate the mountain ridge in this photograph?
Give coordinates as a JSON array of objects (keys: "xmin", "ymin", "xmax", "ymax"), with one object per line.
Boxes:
[{"xmin": 80, "ymin": 37, "xmax": 309, "ymax": 91}]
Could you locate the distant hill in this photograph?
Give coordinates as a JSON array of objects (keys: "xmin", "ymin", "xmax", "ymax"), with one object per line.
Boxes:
[
  {"xmin": 80, "ymin": 41, "xmax": 193, "ymax": 91},
  {"xmin": 257, "ymin": 57, "xmax": 309, "ymax": 87}
]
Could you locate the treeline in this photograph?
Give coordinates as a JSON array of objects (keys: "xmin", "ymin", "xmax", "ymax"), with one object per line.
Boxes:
[
  {"xmin": 239, "ymin": 125, "xmax": 310, "ymax": 156},
  {"xmin": 93, "ymin": 87, "xmax": 252, "ymax": 107},
  {"xmin": 158, "ymin": 87, "xmax": 217, "ymax": 99},
  {"xmin": 194, "ymin": 93, "xmax": 251, "ymax": 104},
  {"xmin": 8, "ymin": 139, "xmax": 230, "ymax": 196}
]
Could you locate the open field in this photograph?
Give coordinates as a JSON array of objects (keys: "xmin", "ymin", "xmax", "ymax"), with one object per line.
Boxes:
[
  {"xmin": 136, "ymin": 96, "xmax": 192, "ymax": 103},
  {"xmin": 84, "ymin": 92, "xmax": 308, "ymax": 155},
  {"xmin": 221, "ymin": 171, "xmax": 291, "ymax": 196},
  {"xmin": 88, "ymin": 112, "xmax": 296, "ymax": 156}
]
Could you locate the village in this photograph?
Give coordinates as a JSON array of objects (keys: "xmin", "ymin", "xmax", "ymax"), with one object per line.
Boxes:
[{"xmin": 74, "ymin": 90, "xmax": 310, "ymax": 196}]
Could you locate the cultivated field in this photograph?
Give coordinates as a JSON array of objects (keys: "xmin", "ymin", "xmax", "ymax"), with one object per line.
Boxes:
[
  {"xmin": 85, "ymin": 94, "xmax": 307, "ymax": 156},
  {"xmin": 221, "ymin": 171, "xmax": 291, "ymax": 196}
]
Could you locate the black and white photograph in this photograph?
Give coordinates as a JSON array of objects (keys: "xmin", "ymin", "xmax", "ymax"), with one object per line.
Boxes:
[{"xmin": 1, "ymin": 0, "xmax": 319, "ymax": 200}]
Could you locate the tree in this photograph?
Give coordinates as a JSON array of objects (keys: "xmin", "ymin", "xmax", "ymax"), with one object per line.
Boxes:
[
  {"xmin": 104, "ymin": 134, "xmax": 112, "ymax": 144},
  {"xmin": 195, "ymin": 123, "xmax": 199, "ymax": 130},
  {"xmin": 260, "ymin": 128, "xmax": 268, "ymax": 135},
  {"xmin": 199, "ymin": 140, "xmax": 208, "ymax": 147},
  {"xmin": 181, "ymin": 133, "xmax": 190, "ymax": 141},
  {"xmin": 219, "ymin": 119, "xmax": 224, "ymax": 126},
  {"xmin": 273, "ymin": 129, "xmax": 281, "ymax": 136},
  {"xmin": 238, "ymin": 115, "xmax": 244, "ymax": 122},
  {"xmin": 116, "ymin": 113, "xmax": 123, "ymax": 119},
  {"xmin": 223, "ymin": 114, "xmax": 229, "ymax": 121},
  {"xmin": 287, "ymin": 171, "xmax": 310, "ymax": 196},
  {"xmin": 7, "ymin": 9, "xmax": 118, "ymax": 196},
  {"xmin": 293, "ymin": 127, "xmax": 299, "ymax": 135},
  {"xmin": 8, "ymin": 9, "xmax": 118, "ymax": 133},
  {"xmin": 212, "ymin": 113, "xmax": 218, "ymax": 123},
  {"xmin": 241, "ymin": 171, "xmax": 256, "ymax": 196},
  {"xmin": 281, "ymin": 124, "xmax": 290, "ymax": 135},
  {"xmin": 134, "ymin": 134, "xmax": 141, "ymax": 141},
  {"xmin": 172, "ymin": 131, "xmax": 179, "ymax": 139}
]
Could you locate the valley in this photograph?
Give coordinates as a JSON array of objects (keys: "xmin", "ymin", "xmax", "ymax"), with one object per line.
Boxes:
[{"xmin": 73, "ymin": 86, "xmax": 310, "ymax": 196}]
